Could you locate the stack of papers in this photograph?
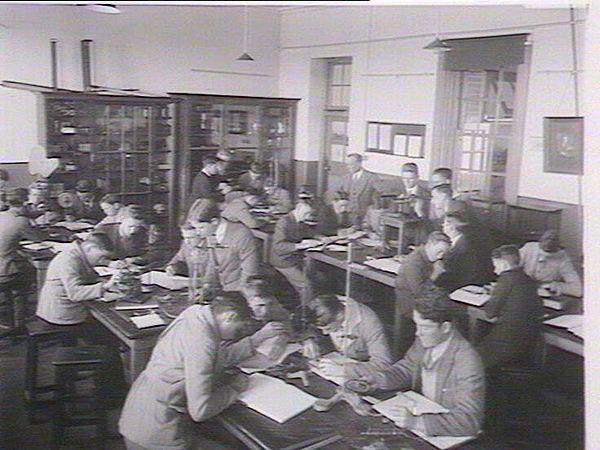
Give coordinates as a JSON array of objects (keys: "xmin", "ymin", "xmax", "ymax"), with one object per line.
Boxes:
[
  {"xmin": 54, "ymin": 221, "xmax": 94, "ymax": 231},
  {"xmin": 49, "ymin": 242, "xmax": 72, "ymax": 253},
  {"xmin": 308, "ymin": 351, "xmax": 354, "ymax": 386},
  {"xmin": 449, "ymin": 286, "xmax": 490, "ymax": 307},
  {"xmin": 238, "ymin": 373, "xmax": 316, "ymax": 423},
  {"xmin": 363, "ymin": 258, "xmax": 402, "ymax": 274},
  {"xmin": 130, "ymin": 313, "xmax": 165, "ymax": 329},
  {"xmin": 21, "ymin": 242, "xmax": 53, "ymax": 252},
  {"xmin": 544, "ymin": 314, "xmax": 584, "ymax": 339},
  {"xmin": 95, "ymin": 266, "xmax": 119, "ymax": 277},
  {"xmin": 141, "ymin": 271, "xmax": 189, "ymax": 290}
]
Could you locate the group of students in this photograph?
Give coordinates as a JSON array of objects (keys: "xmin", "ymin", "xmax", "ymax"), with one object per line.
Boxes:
[{"xmin": 0, "ymin": 154, "xmax": 584, "ymax": 449}]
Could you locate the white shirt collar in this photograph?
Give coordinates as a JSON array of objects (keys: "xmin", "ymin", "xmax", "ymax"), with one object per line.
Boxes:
[{"xmin": 353, "ymin": 169, "xmax": 364, "ymax": 180}]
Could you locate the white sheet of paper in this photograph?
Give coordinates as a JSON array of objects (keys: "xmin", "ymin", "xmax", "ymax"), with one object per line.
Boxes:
[
  {"xmin": 22, "ymin": 242, "xmax": 53, "ymax": 251},
  {"xmin": 407, "ymin": 135, "xmax": 423, "ymax": 157},
  {"xmin": 238, "ymin": 373, "xmax": 316, "ymax": 423},
  {"xmin": 449, "ymin": 288, "xmax": 490, "ymax": 307},
  {"xmin": 363, "ymin": 258, "xmax": 402, "ymax": 274},
  {"xmin": 54, "ymin": 221, "xmax": 94, "ymax": 231},
  {"xmin": 393, "ymin": 134, "xmax": 408, "ymax": 156},
  {"xmin": 130, "ymin": 313, "xmax": 165, "ymax": 329},
  {"xmin": 373, "ymin": 391, "xmax": 449, "ymax": 418},
  {"xmin": 325, "ymin": 244, "xmax": 348, "ymax": 252},
  {"xmin": 367, "ymin": 123, "xmax": 379, "ymax": 148},
  {"xmin": 115, "ymin": 304, "xmax": 159, "ymax": 311},
  {"xmin": 544, "ymin": 314, "xmax": 583, "ymax": 329},
  {"xmin": 95, "ymin": 266, "xmax": 119, "ymax": 277},
  {"xmin": 412, "ymin": 430, "xmax": 476, "ymax": 450},
  {"xmin": 50, "ymin": 242, "xmax": 73, "ymax": 253},
  {"xmin": 378, "ymin": 124, "xmax": 392, "ymax": 151},
  {"xmin": 141, "ymin": 270, "xmax": 189, "ymax": 290}
]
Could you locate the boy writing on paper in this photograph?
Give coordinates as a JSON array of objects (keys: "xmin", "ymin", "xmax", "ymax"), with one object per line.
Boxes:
[
  {"xmin": 359, "ymin": 289, "xmax": 485, "ymax": 437},
  {"xmin": 476, "ymin": 245, "xmax": 543, "ymax": 369},
  {"xmin": 119, "ymin": 295, "xmax": 286, "ymax": 450}
]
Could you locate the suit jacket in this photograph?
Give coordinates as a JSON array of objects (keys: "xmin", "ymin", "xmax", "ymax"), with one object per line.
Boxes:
[
  {"xmin": 0, "ymin": 209, "xmax": 42, "ymax": 281},
  {"xmin": 398, "ymin": 183, "xmax": 431, "ymax": 219},
  {"xmin": 210, "ymin": 221, "xmax": 260, "ymax": 292},
  {"xmin": 342, "ymin": 170, "xmax": 378, "ymax": 226},
  {"xmin": 271, "ymin": 213, "xmax": 317, "ymax": 269},
  {"xmin": 395, "ymin": 246, "xmax": 434, "ymax": 316},
  {"xmin": 166, "ymin": 239, "xmax": 211, "ymax": 278},
  {"xmin": 435, "ymin": 234, "xmax": 494, "ymax": 292},
  {"xmin": 373, "ymin": 332, "xmax": 485, "ymax": 437},
  {"xmin": 119, "ymin": 305, "xmax": 247, "ymax": 450},
  {"xmin": 322, "ymin": 297, "xmax": 393, "ymax": 379},
  {"xmin": 477, "ymin": 268, "xmax": 543, "ymax": 368},
  {"xmin": 185, "ymin": 198, "xmax": 220, "ymax": 224},
  {"xmin": 221, "ymin": 198, "xmax": 263, "ymax": 229},
  {"xmin": 189, "ymin": 170, "xmax": 219, "ymax": 207},
  {"xmin": 36, "ymin": 242, "xmax": 104, "ymax": 325}
]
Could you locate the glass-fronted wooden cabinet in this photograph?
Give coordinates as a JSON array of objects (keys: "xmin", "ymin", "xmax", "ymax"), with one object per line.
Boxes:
[{"xmin": 39, "ymin": 92, "xmax": 176, "ymax": 239}]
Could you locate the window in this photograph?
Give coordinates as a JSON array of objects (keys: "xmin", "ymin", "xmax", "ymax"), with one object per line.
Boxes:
[
  {"xmin": 455, "ymin": 69, "xmax": 516, "ymax": 199},
  {"xmin": 326, "ymin": 58, "xmax": 352, "ymax": 110},
  {"xmin": 432, "ymin": 34, "xmax": 529, "ymax": 201}
]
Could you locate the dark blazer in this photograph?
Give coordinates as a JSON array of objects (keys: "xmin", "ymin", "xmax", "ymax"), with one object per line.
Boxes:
[
  {"xmin": 477, "ymin": 268, "xmax": 543, "ymax": 368},
  {"xmin": 189, "ymin": 170, "xmax": 219, "ymax": 207},
  {"xmin": 394, "ymin": 245, "xmax": 434, "ymax": 316},
  {"xmin": 373, "ymin": 332, "xmax": 485, "ymax": 437},
  {"xmin": 270, "ymin": 213, "xmax": 317, "ymax": 269},
  {"xmin": 434, "ymin": 234, "xmax": 494, "ymax": 292},
  {"xmin": 342, "ymin": 170, "xmax": 378, "ymax": 226}
]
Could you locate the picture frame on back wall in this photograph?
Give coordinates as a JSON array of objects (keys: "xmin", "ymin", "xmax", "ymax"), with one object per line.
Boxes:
[{"xmin": 543, "ymin": 116, "xmax": 583, "ymax": 175}]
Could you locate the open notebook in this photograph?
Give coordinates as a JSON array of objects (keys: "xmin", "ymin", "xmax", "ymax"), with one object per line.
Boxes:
[
  {"xmin": 373, "ymin": 391, "xmax": 475, "ymax": 450},
  {"xmin": 237, "ymin": 373, "xmax": 316, "ymax": 423}
]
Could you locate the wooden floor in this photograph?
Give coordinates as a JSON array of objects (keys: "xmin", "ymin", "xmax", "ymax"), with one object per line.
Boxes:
[{"xmin": 0, "ymin": 334, "xmax": 584, "ymax": 450}]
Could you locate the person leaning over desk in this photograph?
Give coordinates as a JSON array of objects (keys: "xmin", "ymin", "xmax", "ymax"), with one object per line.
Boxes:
[
  {"xmin": 305, "ymin": 293, "xmax": 393, "ymax": 380},
  {"xmin": 359, "ymin": 289, "xmax": 485, "ymax": 437},
  {"xmin": 519, "ymin": 229, "xmax": 583, "ymax": 298},
  {"xmin": 119, "ymin": 295, "xmax": 286, "ymax": 450}
]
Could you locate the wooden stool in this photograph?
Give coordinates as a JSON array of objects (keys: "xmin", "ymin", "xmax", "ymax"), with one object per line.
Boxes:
[
  {"xmin": 51, "ymin": 345, "xmax": 108, "ymax": 450},
  {"xmin": 23, "ymin": 319, "xmax": 77, "ymax": 424}
]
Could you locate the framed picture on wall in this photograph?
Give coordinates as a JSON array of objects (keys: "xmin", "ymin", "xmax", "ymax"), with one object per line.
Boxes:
[{"xmin": 543, "ymin": 117, "xmax": 583, "ymax": 175}]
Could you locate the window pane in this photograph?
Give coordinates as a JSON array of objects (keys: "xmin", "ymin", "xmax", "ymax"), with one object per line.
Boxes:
[
  {"xmin": 330, "ymin": 87, "xmax": 342, "ymax": 107},
  {"xmin": 342, "ymin": 64, "xmax": 352, "ymax": 84},
  {"xmin": 461, "ymin": 152, "xmax": 471, "ymax": 170},
  {"xmin": 332, "ymin": 64, "xmax": 344, "ymax": 84},
  {"xmin": 341, "ymin": 86, "xmax": 351, "ymax": 107}
]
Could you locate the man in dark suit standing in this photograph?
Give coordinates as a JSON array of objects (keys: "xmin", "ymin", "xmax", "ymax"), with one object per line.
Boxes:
[
  {"xmin": 188, "ymin": 157, "xmax": 221, "ymax": 208},
  {"xmin": 476, "ymin": 245, "xmax": 543, "ymax": 369},
  {"xmin": 341, "ymin": 153, "xmax": 378, "ymax": 227}
]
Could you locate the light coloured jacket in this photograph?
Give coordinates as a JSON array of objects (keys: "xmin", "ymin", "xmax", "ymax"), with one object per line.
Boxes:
[
  {"xmin": 211, "ymin": 221, "xmax": 260, "ymax": 291},
  {"xmin": 324, "ymin": 297, "xmax": 393, "ymax": 379},
  {"xmin": 119, "ymin": 305, "xmax": 249, "ymax": 450},
  {"xmin": 221, "ymin": 198, "xmax": 263, "ymax": 229},
  {"xmin": 36, "ymin": 242, "xmax": 104, "ymax": 325},
  {"xmin": 372, "ymin": 332, "xmax": 485, "ymax": 437},
  {"xmin": 0, "ymin": 209, "xmax": 42, "ymax": 281},
  {"xmin": 519, "ymin": 241, "xmax": 582, "ymax": 297}
]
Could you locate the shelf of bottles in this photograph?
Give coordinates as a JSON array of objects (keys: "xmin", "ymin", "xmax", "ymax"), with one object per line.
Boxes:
[{"xmin": 42, "ymin": 94, "xmax": 176, "ymax": 239}]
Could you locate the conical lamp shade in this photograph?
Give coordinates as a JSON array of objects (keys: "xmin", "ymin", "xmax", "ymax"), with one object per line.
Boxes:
[
  {"xmin": 423, "ymin": 38, "xmax": 451, "ymax": 52},
  {"xmin": 237, "ymin": 52, "xmax": 255, "ymax": 61}
]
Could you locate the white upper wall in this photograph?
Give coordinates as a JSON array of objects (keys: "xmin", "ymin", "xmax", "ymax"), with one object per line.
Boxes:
[
  {"xmin": 279, "ymin": 5, "xmax": 585, "ymax": 204},
  {"xmin": 0, "ymin": 4, "xmax": 281, "ymax": 162}
]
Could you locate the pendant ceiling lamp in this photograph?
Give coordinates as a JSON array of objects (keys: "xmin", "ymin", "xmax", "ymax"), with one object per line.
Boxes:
[
  {"xmin": 78, "ymin": 4, "xmax": 121, "ymax": 14},
  {"xmin": 424, "ymin": 7, "xmax": 451, "ymax": 52},
  {"xmin": 237, "ymin": 6, "xmax": 254, "ymax": 61}
]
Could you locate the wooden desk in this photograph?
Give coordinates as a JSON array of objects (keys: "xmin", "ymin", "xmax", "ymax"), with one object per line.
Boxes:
[
  {"xmin": 451, "ymin": 295, "xmax": 584, "ymax": 358},
  {"xmin": 217, "ymin": 372, "xmax": 438, "ymax": 450},
  {"xmin": 379, "ymin": 213, "xmax": 423, "ymax": 256},
  {"xmin": 88, "ymin": 299, "xmax": 169, "ymax": 383}
]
